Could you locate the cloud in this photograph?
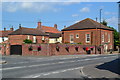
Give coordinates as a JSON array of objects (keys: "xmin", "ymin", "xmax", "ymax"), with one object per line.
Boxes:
[
  {"xmin": 104, "ymin": 12, "xmax": 117, "ymax": 15},
  {"xmin": 3, "ymin": 2, "xmax": 62, "ymax": 13},
  {"xmin": 106, "ymin": 16, "xmax": 118, "ymax": 27},
  {"xmin": 80, "ymin": 7, "xmax": 90, "ymax": 12},
  {"xmin": 72, "ymin": 14, "xmax": 79, "ymax": 17}
]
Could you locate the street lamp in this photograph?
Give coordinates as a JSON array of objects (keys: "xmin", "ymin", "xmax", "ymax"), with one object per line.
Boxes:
[
  {"xmin": 99, "ymin": 9, "xmax": 102, "ymax": 54},
  {"xmin": 117, "ymin": 1, "xmax": 120, "ymax": 53}
]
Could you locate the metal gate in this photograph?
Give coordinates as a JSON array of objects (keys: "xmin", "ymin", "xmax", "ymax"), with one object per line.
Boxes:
[{"xmin": 10, "ymin": 45, "xmax": 22, "ymax": 55}]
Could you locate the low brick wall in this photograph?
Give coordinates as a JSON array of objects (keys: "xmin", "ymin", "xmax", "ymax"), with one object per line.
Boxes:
[
  {"xmin": 22, "ymin": 44, "xmax": 101, "ymax": 56},
  {"xmin": 0, "ymin": 43, "xmax": 104, "ymax": 56}
]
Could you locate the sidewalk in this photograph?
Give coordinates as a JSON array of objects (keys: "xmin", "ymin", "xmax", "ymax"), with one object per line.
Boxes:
[{"xmin": 82, "ymin": 58, "xmax": 120, "ymax": 78}]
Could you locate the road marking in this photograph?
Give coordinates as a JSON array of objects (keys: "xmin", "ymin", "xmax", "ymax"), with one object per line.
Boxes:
[
  {"xmin": 22, "ymin": 67, "xmax": 83, "ymax": 78},
  {"xmin": 2, "ymin": 56, "xmax": 117, "ymax": 71}
]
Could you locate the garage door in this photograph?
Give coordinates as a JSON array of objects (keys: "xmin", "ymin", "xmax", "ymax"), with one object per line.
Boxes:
[{"xmin": 10, "ymin": 45, "xmax": 22, "ymax": 55}]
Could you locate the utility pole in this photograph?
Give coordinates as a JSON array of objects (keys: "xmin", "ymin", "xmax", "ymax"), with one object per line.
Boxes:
[
  {"xmin": 117, "ymin": 1, "xmax": 120, "ymax": 53},
  {"xmin": 100, "ymin": 9, "xmax": 102, "ymax": 54}
]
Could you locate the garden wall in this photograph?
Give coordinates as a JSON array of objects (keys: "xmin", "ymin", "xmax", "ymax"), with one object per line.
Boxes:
[
  {"xmin": 22, "ymin": 44, "xmax": 103, "ymax": 56},
  {"xmin": 0, "ymin": 43, "xmax": 104, "ymax": 56}
]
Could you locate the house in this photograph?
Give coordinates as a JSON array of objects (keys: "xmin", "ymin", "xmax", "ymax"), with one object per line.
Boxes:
[
  {"xmin": 8, "ymin": 22, "xmax": 62, "ymax": 45},
  {"xmin": 62, "ymin": 18, "xmax": 114, "ymax": 51},
  {"xmin": 0, "ymin": 27, "xmax": 14, "ymax": 43},
  {"xmin": 36, "ymin": 22, "xmax": 62, "ymax": 43},
  {"xmin": 8, "ymin": 25, "xmax": 49, "ymax": 45}
]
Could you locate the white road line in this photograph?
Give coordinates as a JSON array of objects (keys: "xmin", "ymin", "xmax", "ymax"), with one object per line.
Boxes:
[
  {"xmin": 22, "ymin": 67, "xmax": 83, "ymax": 78},
  {"xmin": 2, "ymin": 56, "xmax": 116, "ymax": 71}
]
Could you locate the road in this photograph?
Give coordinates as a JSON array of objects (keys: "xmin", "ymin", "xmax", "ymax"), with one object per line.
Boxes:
[{"xmin": 1, "ymin": 54, "xmax": 119, "ymax": 78}]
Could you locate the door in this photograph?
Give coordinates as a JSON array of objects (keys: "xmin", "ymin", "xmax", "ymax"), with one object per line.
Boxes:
[{"xmin": 10, "ymin": 45, "xmax": 22, "ymax": 55}]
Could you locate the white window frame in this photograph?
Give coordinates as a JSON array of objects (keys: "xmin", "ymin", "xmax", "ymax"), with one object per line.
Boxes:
[
  {"xmin": 70, "ymin": 34, "xmax": 74, "ymax": 43},
  {"xmin": 102, "ymin": 34, "xmax": 104, "ymax": 42},
  {"xmin": 108, "ymin": 34, "xmax": 110, "ymax": 42},
  {"xmin": 42, "ymin": 36, "xmax": 45, "ymax": 40},
  {"xmin": 27, "ymin": 35, "xmax": 30, "ymax": 39},
  {"xmin": 76, "ymin": 34, "xmax": 79, "ymax": 38},
  {"xmin": 86, "ymin": 34, "xmax": 90, "ymax": 43},
  {"xmin": 33, "ymin": 36, "xmax": 36, "ymax": 43}
]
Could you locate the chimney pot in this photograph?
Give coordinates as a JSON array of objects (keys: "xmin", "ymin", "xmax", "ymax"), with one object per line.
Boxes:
[
  {"xmin": 10, "ymin": 26, "xmax": 14, "ymax": 31},
  {"xmin": 4, "ymin": 28, "xmax": 6, "ymax": 31},
  {"xmin": 37, "ymin": 22, "xmax": 42, "ymax": 29},
  {"xmin": 54, "ymin": 24, "xmax": 57, "ymax": 28},
  {"xmin": 19, "ymin": 24, "xmax": 21, "ymax": 29},
  {"xmin": 64, "ymin": 25, "xmax": 66, "ymax": 28}
]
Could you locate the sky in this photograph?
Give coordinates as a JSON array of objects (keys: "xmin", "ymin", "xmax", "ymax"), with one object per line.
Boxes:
[{"xmin": 1, "ymin": 2, "xmax": 119, "ymax": 31}]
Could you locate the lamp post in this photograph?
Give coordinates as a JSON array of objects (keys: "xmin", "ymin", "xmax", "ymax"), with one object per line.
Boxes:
[
  {"xmin": 99, "ymin": 9, "xmax": 102, "ymax": 54},
  {"xmin": 117, "ymin": 1, "xmax": 120, "ymax": 53}
]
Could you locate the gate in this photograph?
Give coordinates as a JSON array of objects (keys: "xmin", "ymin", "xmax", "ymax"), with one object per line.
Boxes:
[{"xmin": 10, "ymin": 45, "xmax": 22, "ymax": 55}]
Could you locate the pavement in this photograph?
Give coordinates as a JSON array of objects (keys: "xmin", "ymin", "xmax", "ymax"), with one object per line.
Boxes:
[
  {"xmin": 82, "ymin": 57, "xmax": 120, "ymax": 78},
  {"xmin": 1, "ymin": 53, "xmax": 120, "ymax": 79}
]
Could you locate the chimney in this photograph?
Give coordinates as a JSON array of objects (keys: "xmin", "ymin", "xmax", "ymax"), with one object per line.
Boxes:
[
  {"xmin": 54, "ymin": 24, "xmax": 57, "ymax": 29},
  {"xmin": 64, "ymin": 25, "xmax": 66, "ymax": 28},
  {"xmin": 4, "ymin": 28, "xmax": 6, "ymax": 31},
  {"xmin": 37, "ymin": 22, "xmax": 42, "ymax": 29},
  {"xmin": 10, "ymin": 26, "xmax": 14, "ymax": 31},
  {"xmin": 19, "ymin": 24, "xmax": 21, "ymax": 29}
]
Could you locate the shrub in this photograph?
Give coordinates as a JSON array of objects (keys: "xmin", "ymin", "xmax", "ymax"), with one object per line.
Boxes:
[
  {"xmin": 56, "ymin": 46, "xmax": 60, "ymax": 52},
  {"xmin": 23, "ymin": 39, "xmax": 32, "ymax": 44},
  {"xmin": 77, "ymin": 42, "xmax": 82, "ymax": 44},
  {"xmin": 75, "ymin": 46, "xmax": 79, "ymax": 51},
  {"xmin": 28, "ymin": 46, "xmax": 33, "ymax": 51},
  {"xmin": 38, "ymin": 46, "xmax": 41, "ymax": 51}
]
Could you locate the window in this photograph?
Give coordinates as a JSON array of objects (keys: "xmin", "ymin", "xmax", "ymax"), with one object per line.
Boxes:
[
  {"xmin": 102, "ymin": 34, "xmax": 104, "ymax": 42},
  {"xmin": 70, "ymin": 34, "xmax": 74, "ymax": 43},
  {"xmin": 27, "ymin": 35, "xmax": 30, "ymax": 39},
  {"xmin": 2, "ymin": 37, "xmax": 4, "ymax": 42},
  {"xmin": 86, "ymin": 34, "xmax": 90, "ymax": 43},
  {"xmin": 42, "ymin": 36, "xmax": 45, "ymax": 40},
  {"xmin": 76, "ymin": 34, "xmax": 79, "ymax": 38},
  {"xmin": 33, "ymin": 36, "xmax": 36, "ymax": 43},
  {"xmin": 108, "ymin": 34, "xmax": 110, "ymax": 42}
]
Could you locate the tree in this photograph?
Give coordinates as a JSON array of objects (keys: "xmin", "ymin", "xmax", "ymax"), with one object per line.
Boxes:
[
  {"xmin": 101, "ymin": 20, "xmax": 120, "ymax": 47},
  {"xmin": 23, "ymin": 39, "xmax": 32, "ymax": 44},
  {"xmin": 101, "ymin": 19, "xmax": 107, "ymax": 26}
]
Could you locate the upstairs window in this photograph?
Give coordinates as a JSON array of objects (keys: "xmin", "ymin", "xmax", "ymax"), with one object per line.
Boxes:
[
  {"xmin": 86, "ymin": 34, "xmax": 90, "ymax": 43},
  {"xmin": 76, "ymin": 34, "xmax": 79, "ymax": 38}
]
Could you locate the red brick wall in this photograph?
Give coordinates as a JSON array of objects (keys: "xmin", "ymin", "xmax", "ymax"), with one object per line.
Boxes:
[
  {"xmin": 0, "ymin": 43, "xmax": 104, "ymax": 56},
  {"xmin": 8, "ymin": 35, "xmax": 49, "ymax": 45},
  {"xmin": 22, "ymin": 44, "xmax": 100, "ymax": 56},
  {"xmin": 62, "ymin": 29, "xmax": 113, "ymax": 50}
]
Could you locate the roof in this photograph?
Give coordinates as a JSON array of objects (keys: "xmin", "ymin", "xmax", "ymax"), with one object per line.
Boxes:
[
  {"xmin": 62, "ymin": 18, "xmax": 113, "ymax": 31},
  {"xmin": 0, "ymin": 30, "xmax": 13, "ymax": 37},
  {"xmin": 9, "ymin": 27, "xmax": 49, "ymax": 36},
  {"xmin": 41, "ymin": 26, "xmax": 61, "ymax": 33},
  {"xmin": 49, "ymin": 33, "xmax": 61, "ymax": 38}
]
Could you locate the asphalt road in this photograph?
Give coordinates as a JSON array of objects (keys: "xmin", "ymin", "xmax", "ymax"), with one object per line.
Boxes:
[{"xmin": 1, "ymin": 54, "xmax": 119, "ymax": 78}]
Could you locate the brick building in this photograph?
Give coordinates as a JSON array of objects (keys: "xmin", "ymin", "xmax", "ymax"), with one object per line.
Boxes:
[
  {"xmin": 0, "ymin": 27, "xmax": 14, "ymax": 43},
  {"xmin": 62, "ymin": 18, "xmax": 114, "ymax": 51}
]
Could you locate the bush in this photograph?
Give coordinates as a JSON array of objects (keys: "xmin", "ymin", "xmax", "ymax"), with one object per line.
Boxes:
[
  {"xmin": 77, "ymin": 42, "xmax": 82, "ymax": 44},
  {"xmin": 23, "ymin": 39, "xmax": 32, "ymax": 44}
]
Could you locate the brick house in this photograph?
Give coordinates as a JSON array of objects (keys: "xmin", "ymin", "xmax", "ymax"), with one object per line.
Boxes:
[
  {"xmin": 62, "ymin": 18, "xmax": 114, "ymax": 51},
  {"xmin": 8, "ymin": 22, "xmax": 61, "ymax": 45},
  {"xmin": 37, "ymin": 22, "xmax": 62, "ymax": 43},
  {"xmin": 8, "ymin": 26, "xmax": 49, "ymax": 45},
  {"xmin": 0, "ymin": 27, "xmax": 14, "ymax": 43}
]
